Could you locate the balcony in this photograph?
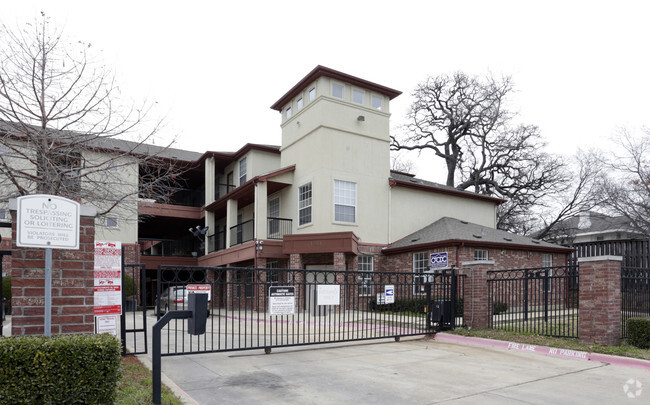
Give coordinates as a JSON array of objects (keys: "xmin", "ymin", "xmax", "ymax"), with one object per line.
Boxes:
[
  {"xmin": 215, "ymin": 183, "xmax": 236, "ymax": 200},
  {"xmin": 230, "ymin": 219, "xmax": 254, "ymax": 247},
  {"xmin": 207, "ymin": 230, "xmax": 226, "ymax": 253},
  {"xmin": 267, "ymin": 217, "xmax": 292, "ymax": 240},
  {"xmin": 140, "ymin": 238, "xmax": 202, "ymax": 257}
]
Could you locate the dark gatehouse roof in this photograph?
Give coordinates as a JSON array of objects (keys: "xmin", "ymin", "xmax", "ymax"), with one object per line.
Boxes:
[{"xmin": 383, "ymin": 217, "xmax": 572, "ymax": 254}]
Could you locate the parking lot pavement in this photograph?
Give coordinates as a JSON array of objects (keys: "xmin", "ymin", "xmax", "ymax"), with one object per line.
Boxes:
[{"xmin": 146, "ymin": 336, "xmax": 650, "ymax": 405}]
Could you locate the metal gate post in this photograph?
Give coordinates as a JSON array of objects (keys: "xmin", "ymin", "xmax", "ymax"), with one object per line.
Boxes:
[
  {"xmin": 543, "ymin": 268, "xmax": 549, "ymax": 323},
  {"xmin": 425, "ymin": 282, "xmax": 432, "ymax": 330},
  {"xmin": 120, "ymin": 246, "xmax": 127, "ymax": 355},
  {"xmin": 153, "ymin": 310, "xmax": 192, "ymax": 405},
  {"xmin": 450, "ymin": 266, "xmax": 457, "ymax": 329}
]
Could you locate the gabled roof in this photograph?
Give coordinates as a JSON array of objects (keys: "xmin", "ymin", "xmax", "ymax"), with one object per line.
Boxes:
[
  {"xmin": 389, "ymin": 171, "xmax": 506, "ymax": 205},
  {"xmin": 383, "ymin": 217, "xmax": 572, "ymax": 254},
  {"xmin": 271, "ymin": 65, "xmax": 402, "ymax": 111}
]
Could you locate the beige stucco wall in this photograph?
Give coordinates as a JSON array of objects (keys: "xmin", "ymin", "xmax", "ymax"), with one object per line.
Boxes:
[{"xmin": 389, "ymin": 186, "xmax": 497, "ymax": 243}]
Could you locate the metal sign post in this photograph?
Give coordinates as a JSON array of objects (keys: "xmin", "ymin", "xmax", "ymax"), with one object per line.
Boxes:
[{"xmin": 16, "ymin": 195, "xmax": 80, "ymax": 337}]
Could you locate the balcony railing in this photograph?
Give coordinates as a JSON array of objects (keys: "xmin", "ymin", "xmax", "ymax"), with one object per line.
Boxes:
[
  {"xmin": 267, "ymin": 217, "xmax": 292, "ymax": 240},
  {"xmin": 140, "ymin": 187, "xmax": 205, "ymax": 207},
  {"xmin": 140, "ymin": 238, "xmax": 202, "ymax": 257},
  {"xmin": 215, "ymin": 183, "xmax": 236, "ymax": 200},
  {"xmin": 230, "ymin": 219, "xmax": 254, "ymax": 247},
  {"xmin": 207, "ymin": 230, "xmax": 226, "ymax": 253}
]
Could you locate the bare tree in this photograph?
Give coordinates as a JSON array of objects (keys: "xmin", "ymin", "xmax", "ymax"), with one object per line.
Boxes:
[
  {"xmin": 392, "ymin": 71, "xmax": 603, "ymax": 235},
  {"xmin": 599, "ymin": 128, "xmax": 650, "ymax": 237},
  {"xmin": 391, "ymin": 72, "xmax": 511, "ymax": 187},
  {"xmin": 390, "ymin": 152, "xmax": 415, "ymax": 174},
  {"xmin": 0, "ymin": 13, "xmax": 183, "ymax": 219}
]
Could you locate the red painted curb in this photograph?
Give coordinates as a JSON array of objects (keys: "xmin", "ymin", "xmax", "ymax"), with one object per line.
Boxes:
[{"xmin": 434, "ymin": 333, "xmax": 650, "ymax": 371}]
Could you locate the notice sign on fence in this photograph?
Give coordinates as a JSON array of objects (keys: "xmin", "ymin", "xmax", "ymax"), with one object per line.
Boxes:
[
  {"xmin": 16, "ymin": 194, "xmax": 80, "ymax": 249},
  {"xmin": 269, "ymin": 286, "xmax": 295, "ymax": 316},
  {"xmin": 94, "ymin": 241, "xmax": 122, "ymax": 316},
  {"xmin": 385, "ymin": 285, "xmax": 395, "ymax": 304},
  {"xmin": 317, "ymin": 285, "xmax": 340, "ymax": 306}
]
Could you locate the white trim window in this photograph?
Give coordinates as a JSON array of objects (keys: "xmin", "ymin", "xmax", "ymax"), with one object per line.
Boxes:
[
  {"xmin": 239, "ymin": 157, "xmax": 247, "ymax": 186},
  {"xmin": 352, "ymin": 89, "xmax": 364, "ymax": 104},
  {"xmin": 106, "ymin": 217, "xmax": 119, "ymax": 228},
  {"xmin": 297, "ymin": 97, "xmax": 303, "ymax": 111},
  {"xmin": 0, "ymin": 209, "xmax": 9, "ymax": 222},
  {"xmin": 371, "ymin": 95, "xmax": 383, "ymax": 110},
  {"xmin": 309, "ymin": 87, "xmax": 316, "ymax": 102},
  {"xmin": 334, "ymin": 180, "xmax": 356, "ymax": 223},
  {"xmin": 474, "ymin": 249, "xmax": 488, "ymax": 261},
  {"xmin": 358, "ymin": 256, "xmax": 373, "ymax": 296},
  {"xmin": 286, "ymin": 106, "xmax": 292, "ymax": 119},
  {"xmin": 332, "ymin": 83, "xmax": 343, "ymax": 99},
  {"xmin": 413, "ymin": 252, "xmax": 428, "ymax": 294},
  {"xmin": 542, "ymin": 254, "xmax": 553, "ymax": 268},
  {"xmin": 268, "ymin": 197, "xmax": 280, "ymax": 235},
  {"xmin": 298, "ymin": 183, "xmax": 312, "ymax": 226}
]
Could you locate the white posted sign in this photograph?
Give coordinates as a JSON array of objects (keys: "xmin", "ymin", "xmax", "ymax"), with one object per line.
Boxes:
[
  {"xmin": 16, "ymin": 194, "xmax": 80, "ymax": 249},
  {"xmin": 268, "ymin": 286, "xmax": 296, "ymax": 316},
  {"xmin": 317, "ymin": 285, "xmax": 341, "ymax": 306}
]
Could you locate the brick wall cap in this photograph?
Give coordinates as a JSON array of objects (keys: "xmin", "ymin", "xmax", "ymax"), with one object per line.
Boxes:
[
  {"xmin": 577, "ymin": 256, "xmax": 623, "ymax": 263},
  {"xmin": 461, "ymin": 260, "xmax": 496, "ymax": 266}
]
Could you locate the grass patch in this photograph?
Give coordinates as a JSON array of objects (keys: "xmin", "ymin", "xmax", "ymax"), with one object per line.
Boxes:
[
  {"xmin": 116, "ymin": 355, "xmax": 183, "ymax": 405},
  {"xmin": 448, "ymin": 328, "xmax": 650, "ymax": 361}
]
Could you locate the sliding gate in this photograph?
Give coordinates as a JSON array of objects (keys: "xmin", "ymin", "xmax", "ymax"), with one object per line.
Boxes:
[{"xmin": 156, "ymin": 266, "xmax": 434, "ymax": 356}]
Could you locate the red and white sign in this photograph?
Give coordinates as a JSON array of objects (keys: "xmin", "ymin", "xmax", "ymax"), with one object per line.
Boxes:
[
  {"xmin": 94, "ymin": 241, "xmax": 122, "ymax": 316},
  {"xmin": 187, "ymin": 284, "xmax": 211, "ymax": 296}
]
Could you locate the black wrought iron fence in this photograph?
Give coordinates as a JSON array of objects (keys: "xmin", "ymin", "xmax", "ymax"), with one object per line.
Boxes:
[
  {"xmin": 229, "ymin": 220, "xmax": 254, "ymax": 247},
  {"xmin": 155, "ymin": 266, "xmax": 433, "ymax": 356},
  {"xmin": 267, "ymin": 217, "xmax": 292, "ymax": 239},
  {"xmin": 487, "ymin": 265, "xmax": 579, "ymax": 338},
  {"xmin": 621, "ymin": 267, "xmax": 650, "ymax": 338}
]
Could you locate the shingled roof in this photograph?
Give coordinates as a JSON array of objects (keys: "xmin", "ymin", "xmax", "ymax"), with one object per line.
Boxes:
[{"xmin": 383, "ymin": 217, "xmax": 572, "ymax": 254}]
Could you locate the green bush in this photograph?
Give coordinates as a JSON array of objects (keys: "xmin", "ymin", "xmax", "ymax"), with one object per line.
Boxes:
[
  {"xmin": 368, "ymin": 297, "xmax": 464, "ymax": 316},
  {"xmin": 0, "ymin": 334, "xmax": 122, "ymax": 404},
  {"xmin": 124, "ymin": 273, "xmax": 136, "ymax": 298},
  {"xmin": 627, "ymin": 317, "xmax": 650, "ymax": 349},
  {"xmin": 493, "ymin": 301, "xmax": 509, "ymax": 315}
]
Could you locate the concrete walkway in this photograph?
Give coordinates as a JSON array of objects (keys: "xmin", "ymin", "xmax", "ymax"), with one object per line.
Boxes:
[{"xmin": 139, "ymin": 331, "xmax": 650, "ymax": 404}]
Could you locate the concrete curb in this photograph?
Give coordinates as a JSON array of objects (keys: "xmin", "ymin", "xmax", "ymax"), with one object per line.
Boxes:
[
  {"xmin": 135, "ymin": 354, "xmax": 200, "ymax": 405},
  {"xmin": 434, "ymin": 332, "xmax": 650, "ymax": 371}
]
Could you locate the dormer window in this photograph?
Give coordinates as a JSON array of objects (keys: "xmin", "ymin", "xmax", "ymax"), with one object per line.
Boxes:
[
  {"xmin": 372, "ymin": 95, "xmax": 383, "ymax": 110},
  {"xmin": 297, "ymin": 97, "xmax": 303, "ymax": 110},
  {"xmin": 353, "ymin": 89, "xmax": 364, "ymax": 104},
  {"xmin": 286, "ymin": 106, "xmax": 292, "ymax": 119},
  {"xmin": 332, "ymin": 83, "xmax": 343, "ymax": 99}
]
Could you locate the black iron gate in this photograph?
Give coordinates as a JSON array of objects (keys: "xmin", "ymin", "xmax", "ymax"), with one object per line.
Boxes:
[
  {"xmin": 425, "ymin": 267, "xmax": 465, "ymax": 331},
  {"xmin": 120, "ymin": 262, "xmax": 147, "ymax": 355},
  {"xmin": 621, "ymin": 266, "xmax": 650, "ymax": 338},
  {"xmin": 155, "ymin": 266, "xmax": 434, "ymax": 356}
]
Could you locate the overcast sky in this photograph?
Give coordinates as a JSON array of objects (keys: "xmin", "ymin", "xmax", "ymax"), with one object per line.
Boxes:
[{"xmin": 4, "ymin": 1, "xmax": 650, "ymax": 183}]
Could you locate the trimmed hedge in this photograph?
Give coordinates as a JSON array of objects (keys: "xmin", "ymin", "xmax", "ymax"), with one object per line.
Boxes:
[
  {"xmin": 368, "ymin": 297, "xmax": 464, "ymax": 316},
  {"xmin": 493, "ymin": 301, "xmax": 509, "ymax": 315},
  {"xmin": 627, "ymin": 317, "xmax": 650, "ymax": 349},
  {"xmin": 0, "ymin": 334, "xmax": 121, "ymax": 404}
]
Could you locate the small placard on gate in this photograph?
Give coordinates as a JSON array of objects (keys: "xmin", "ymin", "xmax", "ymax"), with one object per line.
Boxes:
[
  {"xmin": 187, "ymin": 284, "xmax": 211, "ymax": 295},
  {"xmin": 317, "ymin": 285, "xmax": 340, "ymax": 306},
  {"xmin": 269, "ymin": 286, "xmax": 295, "ymax": 315},
  {"xmin": 96, "ymin": 315, "xmax": 118, "ymax": 337},
  {"xmin": 385, "ymin": 285, "xmax": 395, "ymax": 304}
]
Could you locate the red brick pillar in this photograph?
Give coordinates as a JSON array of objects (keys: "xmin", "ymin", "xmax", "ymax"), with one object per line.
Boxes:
[
  {"xmin": 289, "ymin": 254, "xmax": 304, "ymax": 311},
  {"xmin": 578, "ymin": 256, "xmax": 622, "ymax": 346},
  {"xmin": 461, "ymin": 263, "xmax": 493, "ymax": 330},
  {"xmin": 11, "ymin": 215, "xmax": 96, "ymax": 336},
  {"xmin": 333, "ymin": 252, "xmax": 345, "ymax": 312}
]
